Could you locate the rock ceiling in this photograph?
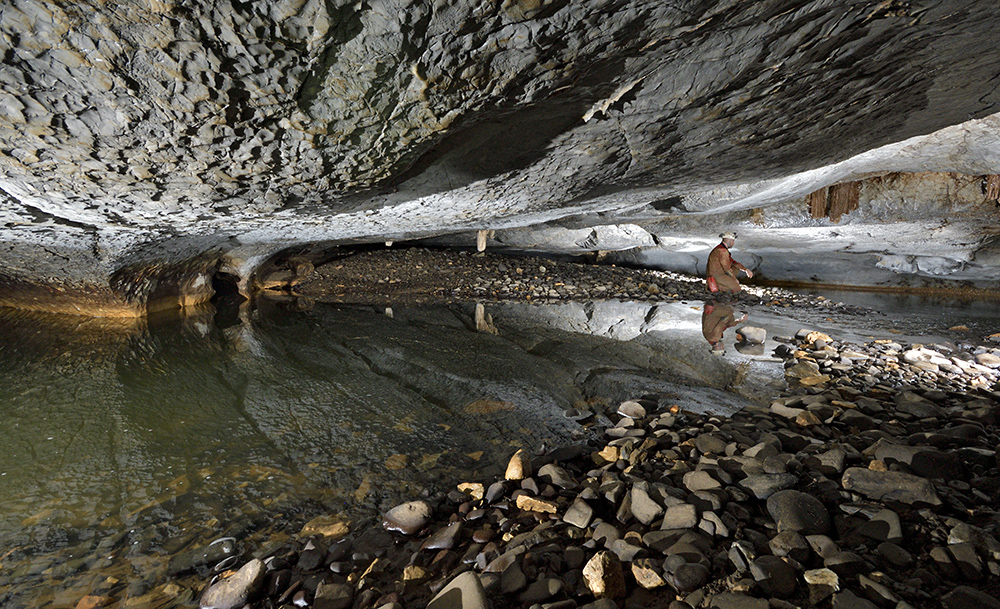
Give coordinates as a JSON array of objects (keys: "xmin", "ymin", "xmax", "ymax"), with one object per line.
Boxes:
[{"xmin": 1, "ymin": 0, "xmax": 999, "ymax": 314}]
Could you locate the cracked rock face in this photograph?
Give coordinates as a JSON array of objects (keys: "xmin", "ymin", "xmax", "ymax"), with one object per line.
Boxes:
[{"xmin": 1, "ymin": 0, "xmax": 999, "ymax": 314}]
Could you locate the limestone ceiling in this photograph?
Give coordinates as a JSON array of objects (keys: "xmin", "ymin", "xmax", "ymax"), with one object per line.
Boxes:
[{"xmin": 1, "ymin": 0, "xmax": 999, "ymax": 312}]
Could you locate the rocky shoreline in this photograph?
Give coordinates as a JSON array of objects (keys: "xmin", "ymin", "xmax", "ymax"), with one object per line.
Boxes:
[
  {"xmin": 197, "ymin": 320, "xmax": 1000, "ymax": 609},
  {"xmin": 293, "ymin": 247, "xmax": 785, "ymax": 305},
  {"xmin": 289, "ymin": 246, "xmax": 894, "ymax": 331}
]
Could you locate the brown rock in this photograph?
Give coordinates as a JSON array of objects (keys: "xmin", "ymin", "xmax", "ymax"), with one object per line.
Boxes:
[
  {"xmin": 505, "ymin": 449, "xmax": 532, "ymax": 480},
  {"xmin": 631, "ymin": 558, "xmax": 667, "ymax": 589},
  {"xmin": 583, "ymin": 551, "xmax": 626, "ymax": 599},
  {"xmin": 515, "ymin": 494, "xmax": 558, "ymax": 514}
]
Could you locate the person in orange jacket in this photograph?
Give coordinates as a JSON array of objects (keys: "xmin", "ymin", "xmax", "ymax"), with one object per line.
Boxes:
[{"xmin": 706, "ymin": 231, "xmax": 753, "ymax": 294}]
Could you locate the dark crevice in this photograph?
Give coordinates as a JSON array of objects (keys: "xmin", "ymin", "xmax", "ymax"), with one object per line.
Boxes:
[{"xmin": 211, "ymin": 271, "xmax": 245, "ymax": 329}]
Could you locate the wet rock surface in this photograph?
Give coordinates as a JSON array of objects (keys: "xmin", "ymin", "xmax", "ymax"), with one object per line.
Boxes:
[{"xmin": 196, "ymin": 317, "xmax": 1000, "ymax": 608}]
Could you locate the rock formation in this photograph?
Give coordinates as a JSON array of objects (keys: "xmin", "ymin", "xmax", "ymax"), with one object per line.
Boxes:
[{"xmin": 1, "ymin": 0, "xmax": 999, "ymax": 314}]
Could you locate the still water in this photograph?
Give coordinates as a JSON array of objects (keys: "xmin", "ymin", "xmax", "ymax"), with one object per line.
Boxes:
[
  {"xmin": 0, "ymin": 300, "xmax": 606, "ymax": 608},
  {"xmin": 803, "ymin": 288, "xmax": 1000, "ymax": 338},
  {"xmin": 2, "ymin": 291, "xmax": 993, "ymax": 608}
]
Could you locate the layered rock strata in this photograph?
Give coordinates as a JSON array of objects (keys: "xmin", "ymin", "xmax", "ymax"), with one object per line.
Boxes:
[{"xmin": 2, "ymin": 1, "xmax": 1000, "ymax": 311}]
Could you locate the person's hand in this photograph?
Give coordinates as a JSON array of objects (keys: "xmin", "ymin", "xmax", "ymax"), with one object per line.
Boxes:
[{"xmin": 743, "ymin": 269, "xmax": 754, "ymax": 279}]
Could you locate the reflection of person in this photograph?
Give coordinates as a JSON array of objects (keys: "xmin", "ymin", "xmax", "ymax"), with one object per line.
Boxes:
[
  {"xmin": 702, "ymin": 300, "xmax": 748, "ymax": 353},
  {"xmin": 706, "ymin": 231, "xmax": 753, "ymax": 295}
]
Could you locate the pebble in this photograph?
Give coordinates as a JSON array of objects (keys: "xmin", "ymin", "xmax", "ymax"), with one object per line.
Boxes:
[
  {"xmin": 582, "ymin": 551, "xmax": 626, "ymax": 599},
  {"xmin": 196, "ymin": 326, "xmax": 1000, "ymax": 609},
  {"xmin": 426, "ymin": 571, "xmax": 489, "ymax": 609},
  {"xmin": 766, "ymin": 489, "xmax": 831, "ymax": 535},
  {"xmin": 381, "ymin": 500, "xmax": 433, "ymax": 535},
  {"xmin": 841, "ymin": 468, "xmax": 942, "ymax": 506},
  {"xmin": 198, "ymin": 558, "xmax": 265, "ymax": 609},
  {"xmin": 505, "ymin": 449, "xmax": 532, "ymax": 480}
]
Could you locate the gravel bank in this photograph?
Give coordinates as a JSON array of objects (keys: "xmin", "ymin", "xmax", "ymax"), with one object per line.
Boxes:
[{"xmin": 197, "ymin": 327, "xmax": 1000, "ymax": 609}]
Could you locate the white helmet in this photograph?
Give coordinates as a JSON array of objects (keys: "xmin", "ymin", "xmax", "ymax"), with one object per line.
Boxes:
[{"xmin": 720, "ymin": 231, "xmax": 737, "ymax": 240}]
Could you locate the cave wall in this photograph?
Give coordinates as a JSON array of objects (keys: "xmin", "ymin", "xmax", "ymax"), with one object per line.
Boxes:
[{"xmin": 1, "ymin": 0, "xmax": 999, "ymax": 313}]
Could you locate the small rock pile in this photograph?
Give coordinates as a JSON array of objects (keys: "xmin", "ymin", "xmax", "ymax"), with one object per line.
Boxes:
[{"xmin": 198, "ymin": 330, "xmax": 1000, "ymax": 609}]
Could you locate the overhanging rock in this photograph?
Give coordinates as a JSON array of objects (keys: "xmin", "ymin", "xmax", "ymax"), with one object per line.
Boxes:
[{"xmin": 1, "ymin": 0, "xmax": 1000, "ymax": 313}]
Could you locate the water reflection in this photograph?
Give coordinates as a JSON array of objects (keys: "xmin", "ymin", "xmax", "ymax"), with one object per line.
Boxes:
[
  {"xmin": 701, "ymin": 300, "xmax": 747, "ymax": 353},
  {"xmin": 0, "ymin": 300, "xmax": 593, "ymax": 607},
  {"xmin": 0, "ymin": 297, "xmax": 773, "ymax": 607}
]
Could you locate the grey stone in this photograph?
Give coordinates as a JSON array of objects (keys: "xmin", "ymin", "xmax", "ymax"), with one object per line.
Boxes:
[
  {"xmin": 749, "ymin": 555, "xmax": 796, "ymax": 598},
  {"xmin": 893, "ymin": 391, "xmax": 946, "ymax": 418},
  {"xmin": 518, "ymin": 578, "xmax": 562, "ymax": 603},
  {"xmin": 688, "ymin": 490, "xmax": 725, "ymax": 513},
  {"xmin": 841, "ymin": 468, "xmax": 942, "ymax": 506},
  {"xmin": 875, "ymin": 541, "xmax": 913, "ymax": 568},
  {"xmin": 592, "ymin": 522, "xmax": 621, "ymax": 547},
  {"xmin": 708, "ymin": 593, "xmax": 769, "ymax": 609},
  {"xmin": 609, "ymin": 538, "xmax": 644, "ymax": 562},
  {"xmin": 427, "ymin": 571, "xmax": 490, "ymax": 609},
  {"xmin": 421, "ymin": 522, "xmax": 463, "ymax": 551},
  {"xmin": 858, "ymin": 574, "xmax": 898, "ymax": 606},
  {"xmin": 947, "ymin": 542, "xmax": 983, "ymax": 580},
  {"xmin": 313, "ymin": 582, "xmax": 354, "ymax": 609},
  {"xmin": 643, "ymin": 530, "xmax": 684, "ymax": 553},
  {"xmin": 766, "ymin": 489, "xmax": 831, "ymax": 535},
  {"xmin": 564, "ymin": 498, "xmax": 594, "ymax": 529},
  {"xmin": 931, "ymin": 546, "xmax": 960, "ymax": 579},
  {"xmin": 948, "ymin": 523, "xmax": 1000, "ymax": 560},
  {"xmin": 501, "ymin": 561, "xmax": 527, "ymax": 594},
  {"xmin": 199, "ymin": 558, "xmax": 265, "ymax": 609},
  {"xmin": 664, "ymin": 541, "xmax": 709, "ymax": 568},
  {"xmin": 738, "ymin": 473, "xmax": 798, "ymax": 500},
  {"xmin": 617, "ymin": 400, "xmax": 647, "ymax": 419},
  {"xmin": 701, "ymin": 511, "xmax": 730, "ymax": 538},
  {"xmin": 831, "ymin": 590, "xmax": 879, "ymax": 609},
  {"xmin": 737, "ymin": 326, "xmax": 766, "ymax": 345},
  {"xmin": 806, "ymin": 447, "xmax": 847, "ymax": 475},
  {"xmin": 666, "ymin": 562, "xmax": 710, "ymax": 594},
  {"xmin": 941, "ymin": 586, "xmax": 1000, "ymax": 609},
  {"xmin": 382, "ymin": 500, "xmax": 433, "ymax": 535},
  {"xmin": 727, "ymin": 540, "xmax": 756, "ymax": 572},
  {"xmin": 871, "ymin": 440, "xmax": 964, "ymax": 480},
  {"xmin": 661, "ymin": 503, "xmax": 699, "ymax": 531},
  {"xmin": 537, "ymin": 463, "xmax": 578, "ymax": 489},
  {"xmin": 769, "ymin": 530, "xmax": 811, "ymax": 563},
  {"xmin": 683, "ymin": 470, "xmax": 722, "ymax": 493},
  {"xmin": 856, "ymin": 509, "xmax": 902, "ymax": 542},
  {"xmin": 805, "ymin": 535, "xmax": 840, "ymax": 559},
  {"xmin": 694, "ymin": 433, "xmax": 728, "ymax": 456},
  {"xmin": 631, "ymin": 485, "xmax": 665, "ymax": 525},
  {"xmin": 824, "ymin": 551, "xmax": 867, "ymax": 579}
]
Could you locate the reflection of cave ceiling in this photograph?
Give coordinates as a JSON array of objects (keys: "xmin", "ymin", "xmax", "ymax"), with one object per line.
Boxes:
[{"xmin": 1, "ymin": 0, "xmax": 999, "ymax": 314}]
